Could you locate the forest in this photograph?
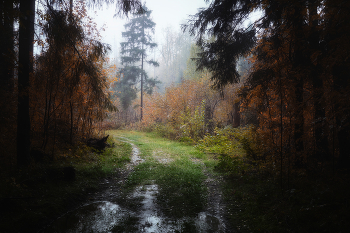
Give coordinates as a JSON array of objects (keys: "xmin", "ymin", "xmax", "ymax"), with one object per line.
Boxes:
[{"xmin": 1, "ymin": 0, "xmax": 350, "ymax": 232}]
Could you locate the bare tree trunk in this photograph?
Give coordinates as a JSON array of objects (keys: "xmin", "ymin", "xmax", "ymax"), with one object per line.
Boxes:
[
  {"xmin": 70, "ymin": 101, "xmax": 74, "ymax": 144},
  {"xmin": 69, "ymin": 0, "xmax": 73, "ymax": 16}
]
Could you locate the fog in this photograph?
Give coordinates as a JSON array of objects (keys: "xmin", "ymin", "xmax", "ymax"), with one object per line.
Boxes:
[{"xmin": 90, "ymin": 0, "xmax": 209, "ymax": 61}]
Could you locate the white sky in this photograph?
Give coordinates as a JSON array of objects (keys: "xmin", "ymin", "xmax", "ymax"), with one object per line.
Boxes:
[{"xmin": 90, "ymin": 0, "xmax": 209, "ymax": 60}]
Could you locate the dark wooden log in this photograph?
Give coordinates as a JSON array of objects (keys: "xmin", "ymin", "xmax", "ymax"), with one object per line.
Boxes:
[{"xmin": 87, "ymin": 135, "xmax": 109, "ymax": 151}]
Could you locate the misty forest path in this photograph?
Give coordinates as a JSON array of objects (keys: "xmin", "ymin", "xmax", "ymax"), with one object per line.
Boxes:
[{"xmin": 46, "ymin": 130, "xmax": 231, "ymax": 233}]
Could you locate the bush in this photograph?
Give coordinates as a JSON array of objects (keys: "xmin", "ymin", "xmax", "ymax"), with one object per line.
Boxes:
[
  {"xmin": 196, "ymin": 125, "xmax": 259, "ymax": 174},
  {"xmin": 178, "ymin": 101, "xmax": 206, "ymax": 142},
  {"xmin": 152, "ymin": 123, "xmax": 178, "ymax": 140}
]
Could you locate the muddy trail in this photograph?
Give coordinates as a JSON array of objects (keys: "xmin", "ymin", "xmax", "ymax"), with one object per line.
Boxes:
[{"xmin": 41, "ymin": 133, "xmax": 232, "ymax": 233}]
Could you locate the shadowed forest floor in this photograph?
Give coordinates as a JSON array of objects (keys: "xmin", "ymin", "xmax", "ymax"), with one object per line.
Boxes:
[{"xmin": 1, "ymin": 130, "xmax": 349, "ymax": 232}]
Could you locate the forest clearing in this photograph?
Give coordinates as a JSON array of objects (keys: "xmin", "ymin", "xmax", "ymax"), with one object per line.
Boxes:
[{"xmin": 1, "ymin": 0, "xmax": 350, "ymax": 232}]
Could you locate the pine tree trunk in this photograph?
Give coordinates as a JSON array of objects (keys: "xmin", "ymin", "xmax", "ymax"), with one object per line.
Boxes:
[{"xmin": 17, "ymin": 0, "xmax": 35, "ymax": 167}]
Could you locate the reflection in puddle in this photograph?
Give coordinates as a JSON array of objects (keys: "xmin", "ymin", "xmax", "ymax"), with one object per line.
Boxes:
[
  {"xmin": 45, "ymin": 201, "xmax": 128, "ymax": 233},
  {"xmin": 133, "ymin": 184, "xmax": 163, "ymax": 232},
  {"xmin": 132, "ymin": 184, "xmax": 225, "ymax": 232},
  {"xmin": 196, "ymin": 212, "xmax": 222, "ymax": 232}
]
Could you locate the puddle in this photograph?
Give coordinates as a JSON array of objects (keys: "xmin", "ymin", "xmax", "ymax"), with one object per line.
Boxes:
[
  {"xmin": 44, "ymin": 184, "xmax": 225, "ymax": 233},
  {"xmin": 133, "ymin": 183, "xmax": 225, "ymax": 232},
  {"xmin": 117, "ymin": 137, "xmax": 144, "ymax": 166},
  {"xmin": 43, "ymin": 201, "xmax": 130, "ymax": 233},
  {"xmin": 133, "ymin": 184, "xmax": 163, "ymax": 232},
  {"xmin": 130, "ymin": 143, "xmax": 144, "ymax": 164}
]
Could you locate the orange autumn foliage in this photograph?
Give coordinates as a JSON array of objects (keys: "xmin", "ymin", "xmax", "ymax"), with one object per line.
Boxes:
[
  {"xmin": 139, "ymin": 75, "xmax": 242, "ymax": 141},
  {"xmin": 30, "ymin": 1, "xmax": 115, "ymax": 153}
]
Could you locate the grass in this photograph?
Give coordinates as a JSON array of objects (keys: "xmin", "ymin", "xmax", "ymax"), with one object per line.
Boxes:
[
  {"xmin": 0, "ymin": 136, "xmax": 132, "ymax": 233},
  {"xmin": 108, "ymin": 130, "xmax": 214, "ymax": 218},
  {"xmin": 108, "ymin": 130, "xmax": 211, "ymax": 161}
]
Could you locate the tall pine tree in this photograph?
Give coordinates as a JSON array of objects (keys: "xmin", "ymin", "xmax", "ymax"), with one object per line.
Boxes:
[{"xmin": 118, "ymin": 4, "xmax": 159, "ymax": 120}]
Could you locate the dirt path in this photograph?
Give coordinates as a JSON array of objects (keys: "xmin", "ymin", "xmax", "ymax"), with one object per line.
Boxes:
[{"xmin": 43, "ymin": 134, "xmax": 232, "ymax": 232}]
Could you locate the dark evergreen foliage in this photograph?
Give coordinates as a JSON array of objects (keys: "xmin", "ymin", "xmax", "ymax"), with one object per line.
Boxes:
[{"xmin": 184, "ymin": 0, "xmax": 258, "ymax": 88}]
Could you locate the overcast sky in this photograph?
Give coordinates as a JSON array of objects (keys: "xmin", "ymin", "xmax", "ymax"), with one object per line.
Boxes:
[{"xmin": 90, "ymin": 0, "xmax": 209, "ymax": 60}]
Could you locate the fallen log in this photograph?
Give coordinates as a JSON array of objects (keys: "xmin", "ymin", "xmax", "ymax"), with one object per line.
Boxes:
[{"xmin": 86, "ymin": 135, "xmax": 109, "ymax": 151}]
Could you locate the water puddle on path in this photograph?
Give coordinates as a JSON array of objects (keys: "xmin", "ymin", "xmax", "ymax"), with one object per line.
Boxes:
[
  {"xmin": 45, "ymin": 184, "xmax": 224, "ymax": 232},
  {"xmin": 44, "ymin": 201, "xmax": 128, "ymax": 232}
]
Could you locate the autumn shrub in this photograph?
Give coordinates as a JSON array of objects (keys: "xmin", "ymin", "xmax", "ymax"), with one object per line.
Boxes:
[
  {"xmin": 177, "ymin": 100, "xmax": 206, "ymax": 142},
  {"xmin": 196, "ymin": 125, "xmax": 260, "ymax": 174},
  {"xmin": 141, "ymin": 78, "xmax": 225, "ymax": 142},
  {"xmin": 152, "ymin": 123, "xmax": 178, "ymax": 140}
]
